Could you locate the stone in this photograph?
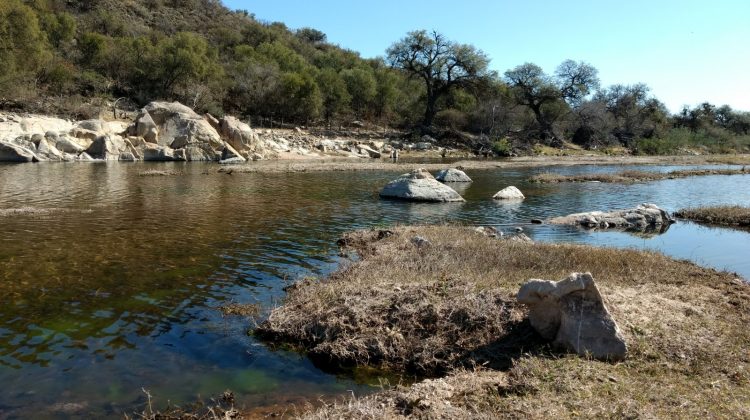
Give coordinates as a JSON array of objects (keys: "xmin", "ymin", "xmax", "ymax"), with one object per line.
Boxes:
[
  {"xmin": 54, "ymin": 136, "xmax": 87, "ymax": 154},
  {"xmin": 548, "ymin": 203, "xmax": 674, "ymax": 231},
  {"xmin": 474, "ymin": 226, "xmax": 502, "ymax": 238},
  {"xmin": 219, "ymin": 157, "xmax": 246, "ymax": 165},
  {"xmin": 86, "ymin": 135, "xmax": 126, "ymax": 160},
  {"xmin": 139, "ymin": 102, "xmax": 223, "ymax": 150},
  {"xmin": 221, "ymin": 143, "xmax": 246, "ymax": 162},
  {"xmin": 119, "ymin": 152, "xmax": 138, "ymax": 162},
  {"xmin": 219, "ymin": 116, "xmax": 263, "ymax": 153},
  {"xmin": 410, "ymin": 236, "xmax": 431, "ymax": 248},
  {"xmin": 493, "ymin": 186, "xmax": 525, "ymax": 200},
  {"xmin": 143, "ymin": 144, "xmax": 178, "ymax": 161},
  {"xmin": 415, "ymin": 142, "xmax": 433, "ymax": 150},
  {"xmin": 435, "ymin": 168, "xmax": 472, "ymax": 183},
  {"xmin": 380, "ymin": 168, "xmax": 465, "ymax": 202},
  {"xmin": 134, "ymin": 111, "xmax": 159, "ymax": 143},
  {"xmin": 36, "ymin": 137, "xmax": 65, "ymax": 161},
  {"xmin": 183, "ymin": 146, "xmax": 215, "ymax": 162},
  {"xmin": 357, "ymin": 144, "xmax": 381, "ymax": 158},
  {"xmin": 0, "ymin": 141, "xmax": 39, "ymax": 162},
  {"xmin": 76, "ymin": 152, "xmax": 95, "ymax": 161},
  {"xmin": 517, "ymin": 272, "xmax": 627, "ymax": 361}
]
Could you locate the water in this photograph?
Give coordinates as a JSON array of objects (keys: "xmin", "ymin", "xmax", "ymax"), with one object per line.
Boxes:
[{"xmin": 1, "ymin": 162, "xmax": 749, "ymax": 418}]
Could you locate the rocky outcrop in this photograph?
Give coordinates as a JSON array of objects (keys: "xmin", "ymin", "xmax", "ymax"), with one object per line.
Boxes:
[
  {"xmin": 0, "ymin": 141, "xmax": 39, "ymax": 162},
  {"xmin": 140, "ymin": 102, "xmax": 223, "ymax": 150},
  {"xmin": 86, "ymin": 135, "xmax": 127, "ymax": 160},
  {"xmin": 548, "ymin": 203, "xmax": 674, "ymax": 230},
  {"xmin": 380, "ymin": 169, "xmax": 465, "ymax": 202},
  {"xmin": 493, "ymin": 186, "xmax": 525, "ymax": 200},
  {"xmin": 435, "ymin": 168, "xmax": 472, "ymax": 182},
  {"xmin": 517, "ymin": 272, "xmax": 627, "ymax": 361}
]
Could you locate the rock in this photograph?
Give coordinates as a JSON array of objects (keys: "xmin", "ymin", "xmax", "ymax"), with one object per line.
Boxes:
[
  {"xmin": 134, "ymin": 111, "xmax": 159, "ymax": 143},
  {"xmin": 410, "ymin": 236, "xmax": 431, "ymax": 248},
  {"xmin": 205, "ymin": 113, "xmax": 220, "ymax": 131},
  {"xmin": 219, "ymin": 116, "xmax": 263, "ymax": 153},
  {"xmin": 54, "ymin": 136, "xmax": 87, "ymax": 154},
  {"xmin": 140, "ymin": 102, "xmax": 223, "ymax": 150},
  {"xmin": 76, "ymin": 152, "xmax": 95, "ymax": 161},
  {"xmin": 517, "ymin": 272, "xmax": 627, "ymax": 361},
  {"xmin": 143, "ymin": 144, "xmax": 180, "ymax": 161},
  {"xmin": 415, "ymin": 142, "xmax": 433, "ymax": 150},
  {"xmin": 119, "ymin": 152, "xmax": 138, "ymax": 162},
  {"xmin": 357, "ymin": 144, "xmax": 381, "ymax": 158},
  {"xmin": 548, "ymin": 203, "xmax": 674, "ymax": 230},
  {"xmin": 182, "ymin": 146, "xmax": 215, "ymax": 162},
  {"xmin": 219, "ymin": 157, "xmax": 246, "ymax": 165},
  {"xmin": 221, "ymin": 143, "xmax": 246, "ymax": 162},
  {"xmin": 493, "ymin": 186, "xmax": 525, "ymax": 200},
  {"xmin": 380, "ymin": 168, "xmax": 465, "ymax": 202},
  {"xmin": 36, "ymin": 137, "xmax": 65, "ymax": 161},
  {"xmin": 0, "ymin": 141, "xmax": 39, "ymax": 162},
  {"xmin": 474, "ymin": 226, "xmax": 502, "ymax": 238},
  {"xmin": 86, "ymin": 135, "xmax": 126, "ymax": 160},
  {"xmin": 435, "ymin": 168, "xmax": 472, "ymax": 183}
]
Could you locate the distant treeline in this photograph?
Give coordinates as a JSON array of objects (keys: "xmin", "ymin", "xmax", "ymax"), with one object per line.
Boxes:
[{"xmin": 1, "ymin": 0, "xmax": 748, "ymax": 153}]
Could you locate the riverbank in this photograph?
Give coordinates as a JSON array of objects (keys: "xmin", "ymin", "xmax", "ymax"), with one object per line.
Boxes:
[
  {"xmin": 257, "ymin": 225, "xmax": 750, "ymax": 418},
  {"xmin": 675, "ymin": 206, "xmax": 750, "ymax": 229},
  {"xmin": 530, "ymin": 167, "xmax": 750, "ymax": 183},
  {"xmin": 211, "ymin": 154, "xmax": 750, "ymax": 175}
]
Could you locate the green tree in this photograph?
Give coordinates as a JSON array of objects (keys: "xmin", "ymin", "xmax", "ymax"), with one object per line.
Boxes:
[
  {"xmin": 0, "ymin": 0, "xmax": 50, "ymax": 95},
  {"xmin": 316, "ymin": 68, "xmax": 350, "ymax": 124},
  {"xmin": 154, "ymin": 32, "xmax": 217, "ymax": 98},
  {"xmin": 275, "ymin": 72, "xmax": 322, "ymax": 123},
  {"xmin": 387, "ymin": 30, "xmax": 491, "ymax": 129},
  {"xmin": 341, "ymin": 67, "xmax": 376, "ymax": 120}
]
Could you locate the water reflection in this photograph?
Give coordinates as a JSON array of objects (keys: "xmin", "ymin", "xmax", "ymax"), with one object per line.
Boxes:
[{"xmin": 1, "ymin": 161, "xmax": 749, "ymax": 418}]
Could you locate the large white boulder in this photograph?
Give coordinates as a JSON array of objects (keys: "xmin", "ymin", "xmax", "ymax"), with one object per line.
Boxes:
[
  {"xmin": 219, "ymin": 116, "xmax": 263, "ymax": 154},
  {"xmin": 140, "ymin": 101, "xmax": 223, "ymax": 150},
  {"xmin": 518, "ymin": 272, "xmax": 627, "ymax": 361},
  {"xmin": 435, "ymin": 168, "xmax": 472, "ymax": 183},
  {"xmin": 380, "ymin": 169, "xmax": 465, "ymax": 202},
  {"xmin": 86, "ymin": 135, "xmax": 127, "ymax": 161},
  {"xmin": 493, "ymin": 186, "xmax": 525, "ymax": 200}
]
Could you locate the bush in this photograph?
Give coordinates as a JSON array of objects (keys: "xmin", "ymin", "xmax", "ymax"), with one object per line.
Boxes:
[{"xmin": 492, "ymin": 138, "xmax": 513, "ymax": 156}]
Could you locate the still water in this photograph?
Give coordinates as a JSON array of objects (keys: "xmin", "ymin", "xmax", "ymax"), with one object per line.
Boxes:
[{"xmin": 1, "ymin": 162, "xmax": 749, "ymax": 418}]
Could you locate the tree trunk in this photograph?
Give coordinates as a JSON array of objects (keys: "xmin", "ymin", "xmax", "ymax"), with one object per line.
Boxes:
[{"xmin": 423, "ymin": 90, "xmax": 438, "ymax": 129}]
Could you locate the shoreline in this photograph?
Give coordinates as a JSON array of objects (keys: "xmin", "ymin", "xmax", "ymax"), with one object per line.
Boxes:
[{"xmin": 213, "ymin": 154, "xmax": 750, "ymax": 174}]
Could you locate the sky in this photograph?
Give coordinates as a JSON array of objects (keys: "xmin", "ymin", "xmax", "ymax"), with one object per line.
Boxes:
[{"xmin": 223, "ymin": 0, "xmax": 750, "ymax": 113}]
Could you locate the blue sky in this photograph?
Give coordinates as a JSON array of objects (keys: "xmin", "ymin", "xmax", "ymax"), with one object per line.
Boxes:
[{"xmin": 223, "ymin": 0, "xmax": 750, "ymax": 113}]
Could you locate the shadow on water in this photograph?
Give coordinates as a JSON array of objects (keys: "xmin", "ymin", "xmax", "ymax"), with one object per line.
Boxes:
[{"xmin": 0, "ymin": 162, "xmax": 749, "ymax": 417}]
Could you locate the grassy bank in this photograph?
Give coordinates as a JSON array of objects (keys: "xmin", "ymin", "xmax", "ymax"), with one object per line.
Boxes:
[
  {"xmin": 257, "ymin": 225, "xmax": 750, "ymax": 418},
  {"xmin": 675, "ymin": 206, "xmax": 750, "ymax": 229},
  {"xmin": 530, "ymin": 167, "xmax": 749, "ymax": 183}
]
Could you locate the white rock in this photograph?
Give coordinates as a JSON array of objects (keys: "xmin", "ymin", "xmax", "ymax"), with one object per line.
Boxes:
[
  {"xmin": 493, "ymin": 186, "xmax": 525, "ymax": 200},
  {"xmin": 380, "ymin": 169, "xmax": 465, "ymax": 202},
  {"xmin": 435, "ymin": 168, "xmax": 472, "ymax": 183}
]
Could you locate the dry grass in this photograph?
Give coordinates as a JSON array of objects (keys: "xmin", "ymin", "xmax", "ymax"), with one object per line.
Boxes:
[
  {"xmin": 530, "ymin": 167, "xmax": 750, "ymax": 183},
  {"xmin": 676, "ymin": 206, "xmax": 750, "ymax": 228},
  {"xmin": 255, "ymin": 225, "xmax": 750, "ymax": 419}
]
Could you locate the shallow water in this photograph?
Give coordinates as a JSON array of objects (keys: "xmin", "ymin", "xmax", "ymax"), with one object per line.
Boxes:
[{"xmin": 1, "ymin": 161, "xmax": 749, "ymax": 418}]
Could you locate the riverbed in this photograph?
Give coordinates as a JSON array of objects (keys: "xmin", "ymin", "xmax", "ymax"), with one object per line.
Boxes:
[{"xmin": 1, "ymin": 161, "xmax": 749, "ymax": 418}]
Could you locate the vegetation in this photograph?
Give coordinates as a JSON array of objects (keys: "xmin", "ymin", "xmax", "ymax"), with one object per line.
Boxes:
[
  {"xmin": 1, "ymin": 0, "xmax": 749, "ymax": 155},
  {"xmin": 530, "ymin": 167, "xmax": 750, "ymax": 183},
  {"xmin": 675, "ymin": 206, "xmax": 750, "ymax": 228},
  {"xmin": 259, "ymin": 225, "xmax": 750, "ymax": 418}
]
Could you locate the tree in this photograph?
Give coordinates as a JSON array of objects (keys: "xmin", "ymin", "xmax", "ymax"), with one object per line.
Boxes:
[
  {"xmin": 386, "ymin": 30, "xmax": 490, "ymax": 129},
  {"xmin": 154, "ymin": 32, "xmax": 218, "ymax": 99},
  {"xmin": 0, "ymin": 0, "xmax": 51, "ymax": 95},
  {"xmin": 505, "ymin": 60, "xmax": 599, "ymax": 144},
  {"xmin": 316, "ymin": 68, "xmax": 350, "ymax": 124},
  {"xmin": 341, "ymin": 67, "xmax": 376, "ymax": 120}
]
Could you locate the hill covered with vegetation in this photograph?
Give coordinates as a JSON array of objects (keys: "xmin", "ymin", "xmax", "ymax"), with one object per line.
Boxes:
[{"xmin": 2, "ymin": 0, "xmax": 749, "ymax": 154}]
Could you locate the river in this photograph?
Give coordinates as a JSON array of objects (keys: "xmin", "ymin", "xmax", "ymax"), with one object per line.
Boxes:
[{"xmin": 1, "ymin": 161, "xmax": 749, "ymax": 418}]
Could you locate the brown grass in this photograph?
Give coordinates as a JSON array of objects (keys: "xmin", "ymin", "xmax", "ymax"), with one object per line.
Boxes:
[
  {"xmin": 531, "ymin": 167, "xmax": 749, "ymax": 183},
  {"xmin": 675, "ymin": 206, "xmax": 750, "ymax": 228},
  {"xmin": 255, "ymin": 225, "xmax": 750, "ymax": 419}
]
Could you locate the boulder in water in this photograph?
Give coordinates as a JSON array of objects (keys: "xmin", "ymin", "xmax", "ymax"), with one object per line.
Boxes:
[{"xmin": 380, "ymin": 169, "xmax": 465, "ymax": 202}]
